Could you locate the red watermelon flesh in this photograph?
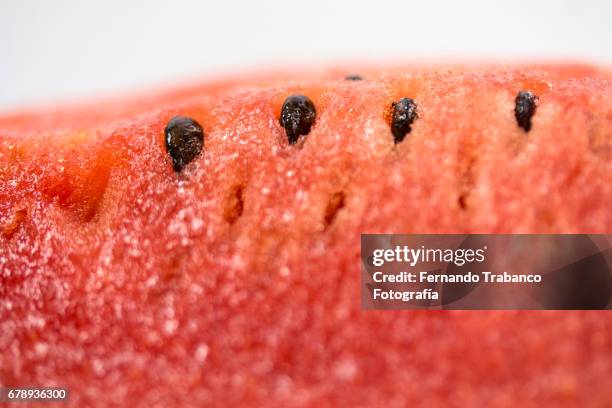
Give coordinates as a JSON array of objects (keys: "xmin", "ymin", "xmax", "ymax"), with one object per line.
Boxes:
[{"xmin": 0, "ymin": 65, "xmax": 611, "ymax": 407}]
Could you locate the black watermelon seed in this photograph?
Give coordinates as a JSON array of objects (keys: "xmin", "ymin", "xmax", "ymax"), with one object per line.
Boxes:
[
  {"xmin": 164, "ymin": 116, "xmax": 204, "ymax": 172},
  {"xmin": 390, "ymin": 98, "xmax": 418, "ymax": 143},
  {"xmin": 514, "ymin": 91, "xmax": 538, "ymax": 132},
  {"xmin": 279, "ymin": 95, "xmax": 316, "ymax": 145},
  {"xmin": 345, "ymin": 74, "xmax": 363, "ymax": 81}
]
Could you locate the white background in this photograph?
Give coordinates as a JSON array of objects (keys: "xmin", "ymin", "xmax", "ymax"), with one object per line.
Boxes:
[{"xmin": 1, "ymin": 0, "xmax": 611, "ymax": 110}]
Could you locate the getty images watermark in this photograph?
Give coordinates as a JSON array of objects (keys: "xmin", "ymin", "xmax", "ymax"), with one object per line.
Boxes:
[{"xmin": 361, "ymin": 234, "xmax": 612, "ymax": 310}]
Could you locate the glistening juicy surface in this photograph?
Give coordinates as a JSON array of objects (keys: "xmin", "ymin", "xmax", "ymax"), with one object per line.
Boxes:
[{"xmin": 1, "ymin": 65, "xmax": 611, "ymax": 407}]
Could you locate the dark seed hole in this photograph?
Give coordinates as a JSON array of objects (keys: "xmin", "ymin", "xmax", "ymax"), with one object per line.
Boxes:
[
  {"xmin": 457, "ymin": 194, "xmax": 468, "ymax": 210},
  {"xmin": 345, "ymin": 75, "xmax": 363, "ymax": 81},
  {"xmin": 2, "ymin": 208, "xmax": 27, "ymax": 239},
  {"xmin": 457, "ymin": 155, "xmax": 476, "ymax": 211},
  {"xmin": 323, "ymin": 191, "xmax": 346, "ymax": 229},
  {"xmin": 514, "ymin": 91, "xmax": 538, "ymax": 132},
  {"xmin": 224, "ymin": 184, "xmax": 244, "ymax": 224}
]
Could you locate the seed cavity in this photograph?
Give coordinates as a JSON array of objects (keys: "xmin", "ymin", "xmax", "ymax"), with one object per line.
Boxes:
[
  {"xmin": 389, "ymin": 98, "xmax": 418, "ymax": 143},
  {"xmin": 345, "ymin": 75, "xmax": 363, "ymax": 81},
  {"xmin": 2, "ymin": 208, "xmax": 26, "ymax": 239},
  {"xmin": 457, "ymin": 151, "xmax": 477, "ymax": 212},
  {"xmin": 514, "ymin": 91, "xmax": 538, "ymax": 132},
  {"xmin": 224, "ymin": 184, "xmax": 244, "ymax": 224},
  {"xmin": 165, "ymin": 116, "xmax": 204, "ymax": 172},
  {"xmin": 279, "ymin": 95, "xmax": 316, "ymax": 145},
  {"xmin": 457, "ymin": 194, "xmax": 468, "ymax": 210},
  {"xmin": 323, "ymin": 191, "xmax": 346, "ymax": 229}
]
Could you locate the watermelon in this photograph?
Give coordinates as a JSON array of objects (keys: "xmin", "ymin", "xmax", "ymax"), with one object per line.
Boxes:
[{"xmin": 0, "ymin": 64, "xmax": 611, "ymax": 406}]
